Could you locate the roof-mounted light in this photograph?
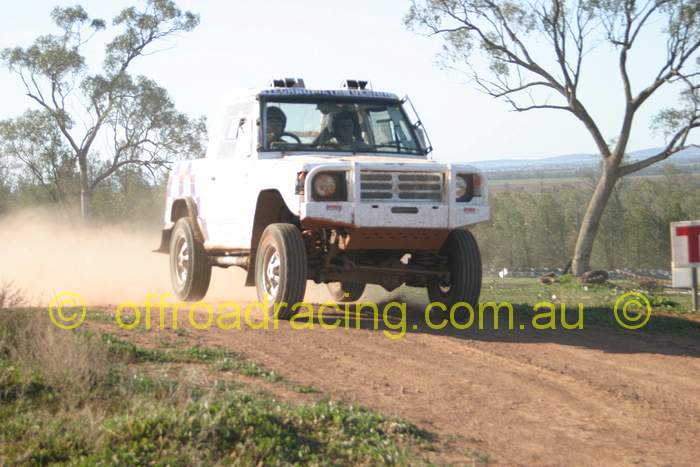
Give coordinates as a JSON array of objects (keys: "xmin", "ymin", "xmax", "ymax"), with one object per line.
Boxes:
[
  {"xmin": 270, "ymin": 77, "xmax": 305, "ymax": 88},
  {"xmin": 343, "ymin": 79, "xmax": 370, "ymax": 90}
]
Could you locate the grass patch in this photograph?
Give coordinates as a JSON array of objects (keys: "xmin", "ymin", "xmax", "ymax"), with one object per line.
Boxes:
[
  {"xmin": 86, "ymin": 309, "xmax": 120, "ymax": 324},
  {"xmin": 215, "ymin": 356, "xmax": 284, "ymax": 383},
  {"xmin": 102, "ymin": 333, "xmax": 289, "ymax": 384},
  {"xmin": 486, "ymin": 276, "xmax": 700, "ymax": 334},
  {"xmin": 292, "ymin": 383, "xmax": 322, "ymax": 394},
  {"xmin": 0, "ymin": 309, "xmax": 434, "ymax": 465},
  {"xmin": 87, "ymin": 395, "xmax": 430, "ymax": 466},
  {"xmin": 0, "ymin": 361, "xmax": 50, "ymax": 403},
  {"xmin": 102, "ymin": 333, "xmax": 233, "ymax": 363},
  {"xmin": 1, "ymin": 388, "xmax": 430, "ymax": 465}
]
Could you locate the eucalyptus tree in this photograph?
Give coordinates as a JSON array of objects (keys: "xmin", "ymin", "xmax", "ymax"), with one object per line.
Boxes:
[
  {"xmin": 2, "ymin": 1, "xmax": 205, "ymax": 219},
  {"xmin": 406, "ymin": 0, "xmax": 700, "ymax": 274},
  {"xmin": 0, "ymin": 110, "xmax": 76, "ymax": 204}
]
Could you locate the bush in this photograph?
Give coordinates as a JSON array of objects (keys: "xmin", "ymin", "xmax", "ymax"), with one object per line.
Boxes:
[{"xmin": 0, "ymin": 309, "xmax": 111, "ymax": 405}]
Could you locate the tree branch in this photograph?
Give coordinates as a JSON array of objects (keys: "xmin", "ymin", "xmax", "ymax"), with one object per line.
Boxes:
[{"xmin": 619, "ymin": 124, "xmax": 700, "ymax": 176}]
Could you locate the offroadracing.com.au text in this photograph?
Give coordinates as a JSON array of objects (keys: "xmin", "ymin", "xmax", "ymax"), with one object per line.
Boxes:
[{"xmin": 47, "ymin": 291, "xmax": 653, "ymax": 340}]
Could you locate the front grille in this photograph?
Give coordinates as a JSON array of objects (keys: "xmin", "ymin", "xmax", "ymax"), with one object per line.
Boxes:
[{"xmin": 359, "ymin": 171, "xmax": 443, "ymax": 202}]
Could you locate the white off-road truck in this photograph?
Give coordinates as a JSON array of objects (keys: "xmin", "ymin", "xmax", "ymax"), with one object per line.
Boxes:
[{"xmin": 157, "ymin": 79, "xmax": 489, "ymax": 316}]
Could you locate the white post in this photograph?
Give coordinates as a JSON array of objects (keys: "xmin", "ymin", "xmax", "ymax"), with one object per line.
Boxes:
[{"xmin": 692, "ymin": 267, "xmax": 698, "ymax": 312}]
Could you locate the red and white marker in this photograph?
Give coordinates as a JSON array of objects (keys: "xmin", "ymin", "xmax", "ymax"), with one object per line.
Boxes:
[{"xmin": 671, "ymin": 220, "xmax": 700, "ymax": 311}]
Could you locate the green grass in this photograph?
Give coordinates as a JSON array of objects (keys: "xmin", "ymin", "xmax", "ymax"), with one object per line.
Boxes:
[
  {"xmin": 100, "ymin": 332, "xmax": 325, "ymax": 391},
  {"xmin": 214, "ymin": 356, "xmax": 284, "ymax": 383},
  {"xmin": 101, "ymin": 333, "xmax": 287, "ymax": 384},
  {"xmin": 103, "ymin": 333, "xmax": 235, "ymax": 363},
  {"xmin": 486, "ymin": 275, "xmax": 700, "ymax": 333},
  {"xmin": 0, "ymin": 310, "xmax": 435, "ymax": 465},
  {"xmin": 0, "ymin": 361, "xmax": 50, "ymax": 404},
  {"xmin": 292, "ymin": 383, "xmax": 322, "ymax": 394},
  {"xmin": 0, "ymin": 369, "xmax": 431, "ymax": 465}
]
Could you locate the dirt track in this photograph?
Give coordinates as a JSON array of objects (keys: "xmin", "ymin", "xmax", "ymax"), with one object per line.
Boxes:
[
  {"xmin": 155, "ymin": 292, "xmax": 700, "ymax": 467},
  {"xmin": 8, "ymin": 213, "xmax": 699, "ymax": 464}
]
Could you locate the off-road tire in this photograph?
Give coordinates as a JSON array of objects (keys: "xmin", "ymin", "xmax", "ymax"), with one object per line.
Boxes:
[
  {"xmin": 427, "ymin": 229, "xmax": 482, "ymax": 316},
  {"xmin": 327, "ymin": 282, "xmax": 366, "ymax": 302},
  {"xmin": 169, "ymin": 217, "xmax": 212, "ymax": 301},
  {"xmin": 255, "ymin": 223, "xmax": 307, "ymax": 319}
]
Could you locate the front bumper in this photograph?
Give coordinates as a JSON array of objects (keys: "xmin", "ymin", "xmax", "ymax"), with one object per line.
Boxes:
[{"xmin": 299, "ymin": 162, "xmax": 490, "ymax": 230}]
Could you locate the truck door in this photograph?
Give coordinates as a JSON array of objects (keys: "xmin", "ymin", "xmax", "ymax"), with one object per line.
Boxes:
[{"xmin": 205, "ymin": 103, "xmax": 255, "ymax": 249}]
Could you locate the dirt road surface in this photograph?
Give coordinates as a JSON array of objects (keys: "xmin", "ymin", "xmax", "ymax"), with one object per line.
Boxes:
[
  {"xmin": 8, "ymin": 212, "xmax": 698, "ymax": 464},
  {"xmin": 119, "ymin": 288, "xmax": 700, "ymax": 467}
]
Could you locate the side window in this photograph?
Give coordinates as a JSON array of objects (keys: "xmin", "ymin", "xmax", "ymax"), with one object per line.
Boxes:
[
  {"xmin": 224, "ymin": 117, "xmax": 245, "ymax": 141},
  {"xmin": 217, "ymin": 103, "xmax": 252, "ymax": 158},
  {"xmin": 367, "ymin": 109, "xmax": 394, "ymax": 146},
  {"xmin": 232, "ymin": 116, "xmax": 252, "ymax": 158},
  {"xmin": 387, "ymin": 106, "xmax": 416, "ymax": 149},
  {"xmin": 367, "ymin": 107, "xmax": 418, "ymax": 150}
]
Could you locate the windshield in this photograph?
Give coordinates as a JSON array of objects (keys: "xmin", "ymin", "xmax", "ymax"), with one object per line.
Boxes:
[{"xmin": 261, "ymin": 99, "xmax": 424, "ymax": 155}]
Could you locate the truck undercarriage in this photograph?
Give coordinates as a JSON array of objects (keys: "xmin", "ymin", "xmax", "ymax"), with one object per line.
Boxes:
[{"xmin": 303, "ymin": 228, "xmax": 450, "ymax": 291}]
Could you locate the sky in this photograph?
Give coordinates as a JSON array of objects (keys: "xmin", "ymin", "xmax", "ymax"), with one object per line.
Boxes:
[{"xmin": 0, "ymin": 0, "xmax": 696, "ymax": 163}]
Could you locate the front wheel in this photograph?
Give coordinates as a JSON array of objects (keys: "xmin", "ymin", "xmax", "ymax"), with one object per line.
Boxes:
[
  {"xmin": 169, "ymin": 217, "xmax": 212, "ymax": 301},
  {"xmin": 427, "ymin": 229, "xmax": 482, "ymax": 313},
  {"xmin": 327, "ymin": 282, "xmax": 366, "ymax": 302},
  {"xmin": 255, "ymin": 223, "xmax": 308, "ymax": 319}
]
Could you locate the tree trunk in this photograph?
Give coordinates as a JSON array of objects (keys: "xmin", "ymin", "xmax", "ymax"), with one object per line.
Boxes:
[
  {"xmin": 571, "ymin": 163, "xmax": 618, "ymax": 275},
  {"xmin": 78, "ymin": 153, "xmax": 91, "ymax": 220}
]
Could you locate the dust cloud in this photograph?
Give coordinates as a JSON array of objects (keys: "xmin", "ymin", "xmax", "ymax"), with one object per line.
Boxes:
[
  {"xmin": 0, "ymin": 208, "xmax": 407, "ymax": 307},
  {"xmin": 0, "ymin": 209, "xmax": 254, "ymax": 306}
]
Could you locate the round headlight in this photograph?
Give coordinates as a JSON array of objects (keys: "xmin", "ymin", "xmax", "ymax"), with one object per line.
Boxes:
[
  {"xmin": 313, "ymin": 173, "xmax": 337, "ymax": 198},
  {"xmin": 455, "ymin": 175, "xmax": 468, "ymax": 199}
]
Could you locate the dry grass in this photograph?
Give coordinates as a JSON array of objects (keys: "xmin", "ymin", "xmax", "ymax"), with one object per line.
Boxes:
[
  {"xmin": 0, "ymin": 281, "xmax": 25, "ymax": 309},
  {"xmin": 0, "ymin": 307, "xmax": 110, "ymax": 405}
]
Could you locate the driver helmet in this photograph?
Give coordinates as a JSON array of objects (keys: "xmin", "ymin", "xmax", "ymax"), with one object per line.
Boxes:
[
  {"xmin": 331, "ymin": 110, "xmax": 356, "ymax": 132},
  {"xmin": 266, "ymin": 106, "xmax": 287, "ymax": 129}
]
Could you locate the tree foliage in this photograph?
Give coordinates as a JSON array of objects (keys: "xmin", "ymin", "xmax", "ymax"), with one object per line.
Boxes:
[
  {"xmin": 0, "ymin": 110, "xmax": 76, "ymax": 204},
  {"xmin": 475, "ymin": 172, "xmax": 700, "ymax": 270},
  {"xmin": 1, "ymin": 1, "xmax": 204, "ymax": 219},
  {"xmin": 406, "ymin": 0, "xmax": 700, "ymax": 273}
]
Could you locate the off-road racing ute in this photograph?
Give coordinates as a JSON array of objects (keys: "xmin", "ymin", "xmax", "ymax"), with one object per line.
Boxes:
[{"xmin": 158, "ymin": 78, "xmax": 489, "ymax": 316}]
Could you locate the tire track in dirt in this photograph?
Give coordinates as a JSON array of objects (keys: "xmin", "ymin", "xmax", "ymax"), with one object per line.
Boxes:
[{"xmin": 114, "ymin": 302, "xmax": 700, "ymax": 466}]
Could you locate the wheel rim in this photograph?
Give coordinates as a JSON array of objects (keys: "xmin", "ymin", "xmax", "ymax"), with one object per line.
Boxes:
[
  {"xmin": 262, "ymin": 246, "xmax": 281, "ymax": 299},
  {"xmin": 174, "ymin": 235, "xmax": 190, "ymax": 285}
]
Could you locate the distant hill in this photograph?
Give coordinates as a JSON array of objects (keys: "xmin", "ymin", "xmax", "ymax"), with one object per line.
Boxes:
[{"xmin": 473, "ymin": 146, "xmax": 700, "ymax": 173}]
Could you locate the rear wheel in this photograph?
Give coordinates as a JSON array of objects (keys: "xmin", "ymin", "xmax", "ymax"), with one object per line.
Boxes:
[
  {"xmin": 169, "ymin": 217, "xmax": 212, "ymax": 301},
  {"xmin": 427, "ymin": 229, "xmax": 482, "ymax": 316},
  {"xmin": 327, "ymin": 282, "xmax": 366, "ymax": 302},
  {"xmin": 255, "ymin": 223, "xmax": 307, "ymax": 319}
]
